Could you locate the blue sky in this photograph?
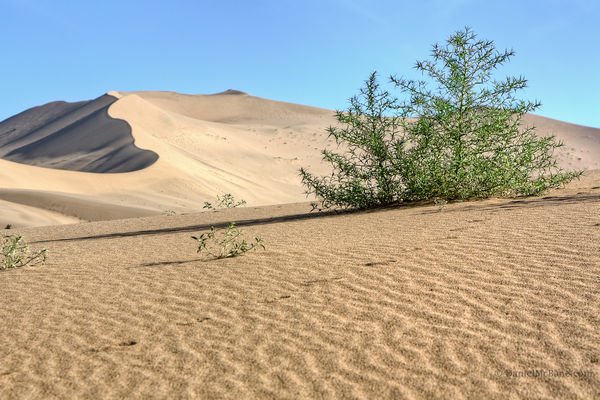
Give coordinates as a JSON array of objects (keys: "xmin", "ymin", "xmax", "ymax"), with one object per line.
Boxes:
[{"xmin": 2, "ymin": 0, "xmax": 599, "ymax": 127}]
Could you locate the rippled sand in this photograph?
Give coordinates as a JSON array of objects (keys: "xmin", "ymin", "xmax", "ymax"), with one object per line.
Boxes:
[{"xmin": 1, "ymin": 173, "xmax": 599, "ymax": 399}]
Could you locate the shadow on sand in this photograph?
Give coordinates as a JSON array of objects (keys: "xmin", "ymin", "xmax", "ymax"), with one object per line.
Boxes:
[{"xmin": 34, "ymin": 192, "xmax": 600, "ymax": 245}]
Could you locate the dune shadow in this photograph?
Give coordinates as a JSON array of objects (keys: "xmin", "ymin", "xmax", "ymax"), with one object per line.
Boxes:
[
  {"xmin": 33, "ymin": 192, "xmax": 599, "ymax": 244},
  {"xmin": 134, "ymin": 259, "xmax": 199, "ymax": 268},
  {"xmin": 33, "ymin": 208, "xmax": 357, "ymax": 244}
]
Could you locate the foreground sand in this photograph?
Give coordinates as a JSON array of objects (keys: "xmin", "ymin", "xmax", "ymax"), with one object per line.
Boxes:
[{"xmin": 1, "ymin": 173, "xmax": 599, "ymax": 399}]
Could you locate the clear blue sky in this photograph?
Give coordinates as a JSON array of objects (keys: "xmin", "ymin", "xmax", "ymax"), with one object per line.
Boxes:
[{"xmin": 2, "ymin": 0, "xmax": 599, "ymax": 127}]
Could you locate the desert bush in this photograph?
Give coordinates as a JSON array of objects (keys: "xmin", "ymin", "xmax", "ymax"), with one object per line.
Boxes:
[
  {"xmin": 203, "ymin": 193, "xmax": 247, "ymax": 210},
  {"xmin": 392, "ymin": 27, "xmax": 581, "ymax": 200},
  {"xmin": 300, "ymin": 72, "xmax": 404, "ymax": 209},
  {"xmin": 300, "ymin": 27, "xmax": 581, "ymax": 209},
  {"xmin": 1, "ymin": 234, "xmax": 47, "ymax": 271},
  {"xmin": 192, "ymin": 222, "xmax": 264, "ymax": 260}
]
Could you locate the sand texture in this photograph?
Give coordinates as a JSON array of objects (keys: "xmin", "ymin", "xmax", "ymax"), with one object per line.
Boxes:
[
  {"xmin": 1, "ymin": 172, "xmax": 598, "ymax": 399},
  {"xmin": 1, "ymin": 90, "xmax": 598, "ymax": 228}
]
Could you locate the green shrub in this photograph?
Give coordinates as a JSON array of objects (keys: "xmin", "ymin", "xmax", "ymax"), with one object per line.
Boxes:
[
  {"xmin": 300, "ymin": 27, "xmax": 581, "ymax": 209},
  {"xmin": 203, "ymin": 193, "xmax": 247, "ymax": 210},
  {"xmin": 1, "ymin": 234, "xmax": 47, "ymax": 271},
  {"xmin": 192, "ymin": 222, "xmax": 264, "ymax": 260},
  {"xmin": 300, "ymin": 72, "xmax": 403, "ymax": 209}
]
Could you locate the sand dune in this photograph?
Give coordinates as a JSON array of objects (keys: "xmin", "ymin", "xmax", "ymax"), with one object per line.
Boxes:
[
  {"xmin": 131, "ymin": 90, "xmax": 334, "ymax": 125},
  {"xmin": 0, "ymin": 91, "xmax": 337, "ymax": 227},
  {"xmin": 0, "ymin": 173, "xmax": 598, "ymax": 399},
  {"xmin": 0, "ymin": 94, "xmax": 158, "ymax": 173},
  {"xmin": 0, "ymin": 189, "xmax": 157, "ymax": 222},
  {"xmin": 522, "ymin": 114, "xmax": 600, "ymax": 171},
  {"xmin": 0, "ymin": 90, "xmax": 598, "ymax": 228},
  {"xmin": 0, "ymin": 198, "xmax": 80, "ymax": 228}
]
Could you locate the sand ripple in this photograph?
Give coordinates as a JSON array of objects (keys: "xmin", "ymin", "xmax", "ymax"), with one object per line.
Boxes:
[{"xmin": 1, "ymin": 187, "xmax": 599, "ymax": 398}]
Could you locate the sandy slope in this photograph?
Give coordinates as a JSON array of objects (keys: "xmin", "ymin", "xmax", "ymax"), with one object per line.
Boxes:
[
  {"xmin": 0, "ymin": 172, "xmax": 598, "ymax": 399},
  {"xmin": 0, "ymin": 94, "xmax": 157, "ymax": 172},
  {"xmin": 522, "ymin": 114, "xmax": 600, "ymax": 171},
  {"xmin": 0, "ymin": 90, "xmax": 598, "ymax": 228},
  {"xmin": 0, "ymin": 198, "xmax": 80, "ymax": 228},
  {"xmin": 0, "ymin": 91, "xmax": 337, "ymax": 228}
]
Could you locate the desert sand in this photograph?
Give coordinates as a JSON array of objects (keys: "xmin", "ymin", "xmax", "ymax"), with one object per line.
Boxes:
[
  {"xmin": 0, "ymin": 92, "xmax": 599, "ymax": 398},
  {"xmin": 0, "ymin": 172, "xmax": 598, "ymax": 399},
  {"xmin": 0, "ymin": 94, "xmax": 158, "ymax": 173},
  {"xmin": 1, "ymin": 90, "xmax": 599, "ymax": 228},
  {"xmin": 0, "ymin": 91, "xmax": 339, "ymax": 228}
]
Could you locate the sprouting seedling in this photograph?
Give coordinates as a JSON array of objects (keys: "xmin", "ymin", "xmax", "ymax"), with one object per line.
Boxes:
[
  {"xmin": 310, "ymin": 201, "xmax": 327, "ymax": 213},
  {"xmin": 1, "ymin": 234, "xmax": 47, "ymax": 271},
  {"xmin": 203, "ymin": 193, "xmax": 247, "ymax": 210},
  {"xmin": 433, "ymin": 197, "xmax": 448, "ymax": 212},
  {"xmin": 192, "ymin": 222, "xmax": 264, "ymax": 260}
]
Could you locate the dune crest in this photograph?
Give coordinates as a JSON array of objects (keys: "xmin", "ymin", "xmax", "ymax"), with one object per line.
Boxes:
[{"xmin": 215, "ymin": 89, "xmax": 248, "ymax": 95}]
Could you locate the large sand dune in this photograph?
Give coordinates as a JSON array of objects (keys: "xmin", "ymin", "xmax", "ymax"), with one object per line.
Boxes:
[
  {"xmin": 0, "ymin": 90, "xmax": 598, "ymax": 228},
  {"xmin": 0, "ymin": 94, "xmax": 158, "ymax": 173},
  {"xmin": 0, "ymin": 91, "xmax": 337, "ymax": 227},
  {"xmin": 1, "ymin": 173, "xmax": 598, "ymax": 399}
]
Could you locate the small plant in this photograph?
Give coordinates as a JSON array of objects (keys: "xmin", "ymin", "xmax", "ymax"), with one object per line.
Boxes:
[
  {"xmin": 203, "ymin": 193, "xmax": 247, "ymax": 210},
  {"xmin": 162, "ymin": 210, "xmax": 176, "ymax": 216},
  {"xmin": 192, "ymin": 222, "xmax": 264, "ymax": 260},
  {"xmin": 433, "ymin": 198, "xmax": 448, "ymax": 212},
  {"xmin": 310, "ymin": 202, "xmax": 321, "ymax": 212},
  {"xmin": 4, "ymin": 224, "xmax": 11, "ymax": 230},
  {"xmin": 1, "ymin": 234, "xmax": 47, "ymax": 271}
]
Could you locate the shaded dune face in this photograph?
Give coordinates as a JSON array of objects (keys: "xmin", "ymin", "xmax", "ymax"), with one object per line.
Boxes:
[{"xmin": 0, "ymin": 94, "xmax": 158, "ymax": 173}]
